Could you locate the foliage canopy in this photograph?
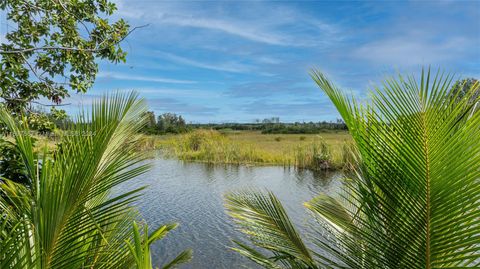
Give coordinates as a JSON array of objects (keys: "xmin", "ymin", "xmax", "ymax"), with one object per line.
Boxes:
[{"xmin": 0, "ymin": 0, "xmax": 131, "ymax": 110}]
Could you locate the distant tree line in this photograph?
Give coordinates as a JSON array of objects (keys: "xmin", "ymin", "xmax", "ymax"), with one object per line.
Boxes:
[
  {"xmin": 139, "ymin": 112, "xmax": 347, "ymax": 134},
  {"xmin": 141, "ymin": 112, "xmax": 189, "ymax": 134},
  {"xmin": 189, "ymin": 118, "xmax": 348, "ymax": 134},
  {"xmin": 9, "ymin": 78, "xmax": 473, "ymax": 136},
  {"xmin": 260, "ymin": 119, "xmax": 347, "ymax": 134}
]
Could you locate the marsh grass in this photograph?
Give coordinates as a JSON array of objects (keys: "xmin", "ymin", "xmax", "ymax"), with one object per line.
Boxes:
[
  {"xmin": 294, "ymin": 138, "xmax": 332, "ymax": 170},
  {"xmin": 18, "ymin": 129, "xmax": 353, "ymax": 170},
  {"xmin": 155, "ymin": 129, "xmax": 352, "ymax": 170},
  {"xmin": 159, "ymin": 130, "xmax": 284, "ymax": 164}
]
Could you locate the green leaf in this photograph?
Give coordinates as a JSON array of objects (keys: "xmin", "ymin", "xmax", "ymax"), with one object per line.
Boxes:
[
  {"xmin": 225, "ymin": 189, "xmax": 316, "ymax": 268},
  {"xmin": 162, "ymin": 249, "xmax": 193, "ymax": 269}
]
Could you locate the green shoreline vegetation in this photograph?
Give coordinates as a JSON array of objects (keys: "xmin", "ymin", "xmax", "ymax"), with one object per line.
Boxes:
[
  {"xmin": 143, "ymin": 129, "xmax": 355, "ymax": 171},
  {"xmin": 3, "ymin": 129, "xmax": 354, "ymax": 171}
]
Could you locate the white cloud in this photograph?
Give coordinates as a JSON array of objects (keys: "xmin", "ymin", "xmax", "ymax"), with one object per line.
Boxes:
[
  {"xmin": 155, "ymin": 52, "xmax": 252, "ymax": 73},
  {"xmin": 97, "ymin": 72, "xmax": 196, "ymax": 84},
  {"xmin": 352, "ymin": 36, "xmax": 470, "ymax": 66}
]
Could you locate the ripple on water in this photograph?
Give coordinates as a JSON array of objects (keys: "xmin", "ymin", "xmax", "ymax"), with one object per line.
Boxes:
[{"xmin": 114, "ymin": 158, "xmax": 343, "ymax": 269}]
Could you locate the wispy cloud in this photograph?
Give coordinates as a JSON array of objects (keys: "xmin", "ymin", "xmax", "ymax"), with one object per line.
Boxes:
[
  {"xmin": 158, "ymin": 15, "xmax": 289, "ymax": 46},
  {"xmin": 97, "ymin": 72, "xmax": 196, "ymax": 84},
  {"xmin": 256, "ymin": 56, "xmax": 283, "ymax": 65},
  {"xmin": 156, "ymin": 52, "xmax": 252, "ymax": 73},
  {"xmin": 227, "ymin": 80, "xmax": 315, "ymax": 98},
  {"xmin": 91, "ymin": 1, "xmax": 479, "ymax": 122},
  {"xmin": 352, "ymin": 36, "xmax": 471, "ymax": 67},
  {"xmin": 239, "ymin": 99, "xmax": 337, "ymax": 121},
  {"xmin": 116, "ymin": 1, "xmax": 340, "ymax": 47},
  {"xmin": 148, "ymin": 97, "xmax": 219, "ymax": 116},
  {"xmin": 108, "ymin": 87, "xmax": 215, "ymax": 98}
]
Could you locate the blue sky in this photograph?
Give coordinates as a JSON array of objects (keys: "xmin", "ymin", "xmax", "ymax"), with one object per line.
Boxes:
[{"xmin": 70, "ymin": 0, "xmax": 479, "ymax": 123}]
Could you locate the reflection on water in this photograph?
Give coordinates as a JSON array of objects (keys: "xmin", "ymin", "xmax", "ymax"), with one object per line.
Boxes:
[{"xmin": 115, "ymin": 158, "xmax": 343, "ymax": 269}]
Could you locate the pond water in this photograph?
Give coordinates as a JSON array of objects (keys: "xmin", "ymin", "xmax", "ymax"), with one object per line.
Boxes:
[{"xmin": 115, "ymin": 157, "xmax": 343, "ymax": 269}]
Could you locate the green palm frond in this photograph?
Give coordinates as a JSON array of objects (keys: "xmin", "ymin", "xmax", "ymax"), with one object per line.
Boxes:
[
  {"xmin": 0, "ymin": 92, "xmax": 191, "ymax": 269},
  {"xmin": 126, "ymin": 221, "xmax": 192, "ymax": 269},
  {"xmin": 230, "ymin": 240, "xmax": 282, "ymax": 269},
  {"xmin": 303, "ymin": 194, "xmax": 354, "ymax": 233},
  {"xmin": 161, "ymin": 249, "xmax": 193, "ymax": 269},
  {"xmin": 225, "ymin": 190, "xmax": 317, "ymax": 268},
  {"xmin": 310, "ymin": 68, "xmax": 480, "ymax": 268},
  {"xmin": 225, "ymin": 68, "xmax": 480, "ymax": 268}
]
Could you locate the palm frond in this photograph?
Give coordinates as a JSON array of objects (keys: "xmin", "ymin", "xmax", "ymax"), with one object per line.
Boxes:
[
  {"xmin": 309, "ymin": 68, "xmax": 480, "ymax": 268},
  {"xmin": 127, "ymin": 221, "xmax": 192, "ymax": 269},
  {"xmin": 304, "ymin": 194, "xmax": 354, "ymax": 233},
  {"xmin": 230, "ymin": 240, "xmax": 283, "ymax": 269},
  {"xmin": 0, "ymin": 92, "xmax": 191, "ymax": 269},
  {"xmin": 225, "ymin": 189, "xmax": 317, "ymax": 268},
  {"xmin": 226, "ymin": 68, "xmax": 480, "ymax": 269},
  {"xmin": 162, "ymin": 249, "xmax": 193, "ymax": 269}
]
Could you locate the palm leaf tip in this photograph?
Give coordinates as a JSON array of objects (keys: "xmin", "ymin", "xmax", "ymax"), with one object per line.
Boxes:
[
  {"xmin": 148, "ymin": 222, "xmax": 179, "ymax": 245},
  {"xmin": 225, "ymin": 189, "xmax": 315, "ymax": 267},
  {"xmin": 162, "ymin": 249, "xmax": 193, "ymax": 269},
  {"xmin": 304, "ymin": 195, "xmax": 353, "ymax": 233},
  {"xmin": 230, "ymin": 240, "xmax": 282, "ymax": 269}
]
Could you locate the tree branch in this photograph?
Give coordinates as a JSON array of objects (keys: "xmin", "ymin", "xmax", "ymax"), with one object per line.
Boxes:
[
  {"xmin": 31, "ymin": 101, "xmax": 71, "ymax": 107},
  {"xmin": 0, "ymin": 24, "xmax": 149, "ymax": 54},
  {"xmin": 1, "ymin": 96, "xmax": 71, "ymax": 107}
]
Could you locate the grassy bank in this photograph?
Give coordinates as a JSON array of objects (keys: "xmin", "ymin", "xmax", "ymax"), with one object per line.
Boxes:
[
  {"xmin": 11, "ymin": 130, "xmax": 356, "ymax": 171},
  {"xmin": 149, "ymin": 129, "xmax": 355, "ymax": 170}
]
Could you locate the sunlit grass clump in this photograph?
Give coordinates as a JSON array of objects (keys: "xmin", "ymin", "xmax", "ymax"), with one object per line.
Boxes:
[{"xmin": 160, "ymin": 129, "xmax": 283, "ymax": 164}]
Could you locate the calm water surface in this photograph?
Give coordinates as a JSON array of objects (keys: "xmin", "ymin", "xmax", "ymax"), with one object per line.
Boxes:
[{"xmin": 115, "ymin": 157, "xmax": 343, "ymax": 269}]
